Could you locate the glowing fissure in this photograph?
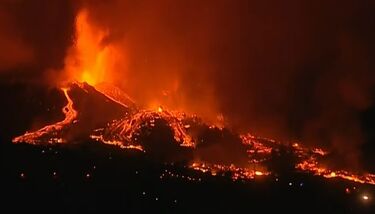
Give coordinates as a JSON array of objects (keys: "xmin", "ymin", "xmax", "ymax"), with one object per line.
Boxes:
[{"xmin": 13, "ymin": 87, "xmax": 77, "ymax": 144}]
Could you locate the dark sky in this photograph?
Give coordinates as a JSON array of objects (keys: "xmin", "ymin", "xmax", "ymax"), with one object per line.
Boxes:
[
  {"xmin": 1, "ymin": 0, "xmax": 375, "ymax": 166},
  {"xmin": 0, "ymin": 0, "xmax": 76, "ymax": 79}
]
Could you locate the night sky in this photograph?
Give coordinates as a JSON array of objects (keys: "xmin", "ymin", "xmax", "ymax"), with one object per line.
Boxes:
[{"xmin": 1, "ymin": 0, "xmax": 375, "ymax": 168}]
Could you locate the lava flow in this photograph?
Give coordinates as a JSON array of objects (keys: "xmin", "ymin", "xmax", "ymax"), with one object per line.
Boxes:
[
  {"xmin": 11, "ymin": 8, "xmax": 375, "ymax": 186},
  {"xmin": 12, "ymin": 87, "xmax": 77, "ymax": 144},
  {"xmin": 296, "ymin": 159, "xmax": 375, "ymax": 185},
  {"xmin": 93, "ymin": 108, "xmax": 195, "ymax": 148},
  {"xmin": 11, "ymin": 82, "xmax": 375, "ymax": 185}
]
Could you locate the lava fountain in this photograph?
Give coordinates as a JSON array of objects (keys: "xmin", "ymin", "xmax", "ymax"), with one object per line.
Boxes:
[{"xmin": 12, "ymin": 9, "xmax": 375, "ymax": 186}]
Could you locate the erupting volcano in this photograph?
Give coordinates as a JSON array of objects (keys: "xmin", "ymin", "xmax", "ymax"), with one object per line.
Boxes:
[
  {"xmin": 12, "ymin": 81, "xmax": 375, "ymax": 185},
  {"xmin": 2, "ymin": 1, "xmax": 375, "ymax": 212},
  {"xmin": 10, "ymin": 8, "xmax": 375, "ymax": 187}
]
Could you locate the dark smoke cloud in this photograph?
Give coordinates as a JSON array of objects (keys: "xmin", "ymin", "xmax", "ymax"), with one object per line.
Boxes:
[
  {"xmin": 2, "ymin": 0, "xmax": 375, "ymax": 168},
  {"xmin": 81, "ymin": 0, "xmax": 375, "ymax": 168},
  {"xmin": 0, "ymin": 0, "xmax": 77, "ymax": 81}
]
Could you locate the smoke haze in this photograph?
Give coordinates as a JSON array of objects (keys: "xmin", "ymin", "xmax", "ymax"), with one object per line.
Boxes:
[{"xmin": 2, "ymin": 0, "xmax": 375, "ymax": 168}]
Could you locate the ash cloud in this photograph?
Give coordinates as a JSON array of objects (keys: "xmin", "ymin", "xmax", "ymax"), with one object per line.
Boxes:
[
  {"xmin": 81, "ymin": 0, "xmax": 375, "ymax": 168},
  {"xmin": 0, "ymin": 0, "xmax": 77, "ymax": 82},
  {"xmin": 3, "ymin": 0, "xmax": 375, "ymax": 168}
]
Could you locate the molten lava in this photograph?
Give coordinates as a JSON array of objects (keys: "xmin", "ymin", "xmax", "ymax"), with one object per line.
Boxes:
[
  {"xmin": 12, "ymin": 82, "xmax": 375, "ymax": 185},
  {"xmin": 296, "ymin": 159, "xmax": 375, "ymax": 185},
  {"xmin": 90, "ymin": 134, "xmax": 145, "ymax": 152},
  {"xmin": 12, "ymin": 9, "xmax": 375, "ymax": 187},
  {"xmin": 96, "ymin": 108, "xmax": 196, "ymax": 148},
  {"xmin": 13, "ymin": 87, "xmax": 77, "ymax": 144}
]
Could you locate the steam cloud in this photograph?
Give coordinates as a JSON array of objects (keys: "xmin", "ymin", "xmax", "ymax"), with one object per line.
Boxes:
[{"xmin": 2, "ymin": 0, "xmax": 375, "ymax": 168}]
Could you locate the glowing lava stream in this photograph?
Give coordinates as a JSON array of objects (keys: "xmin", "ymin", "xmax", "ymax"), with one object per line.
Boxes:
[
  {"xmin": 10, "ymin": 83, "xmax": 375, "ymax": 186},
  {"xmin": 12, "ymin": 87, "xmax": 77, "ymax": 144},
  {"xmin": 10, "ymin": 8, "xmax": 375, "ymax": 185},
  {"xmin": 60, "ymin": 88, "xmax": 78, "ymax": 126},
  {"xmin": 296, "ymin": 160, "xmax": 375, "ymax": 185}
]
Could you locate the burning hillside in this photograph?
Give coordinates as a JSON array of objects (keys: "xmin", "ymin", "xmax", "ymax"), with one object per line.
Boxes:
[
  {"xmin": 12, "ymin": 82, "xmax": 375, "ymax": 185},
  {"xmin": 2, "ymin": 1, "xmax": 375, "ymax": 212}
]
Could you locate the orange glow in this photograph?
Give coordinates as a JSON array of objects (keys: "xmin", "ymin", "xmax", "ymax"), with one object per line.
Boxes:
[
  {"xmin": 11, "ymin": 82, "xmax": 375, "ymax": 186},
  {"xmin": 312, "ymin": 148, "xmax": 328, "ymax": 156},
  {"xmin": 13, "ymin": 87, "xmax": 77, "ymax": 144},
  {"xmin": 190, "ymin": 162, "xmax": 269, "ymax": 180},
  {"xmin": 90, "ymin": 134, "xmax": 145, "ymax": 152},
  {"xmin": 63, "ymin": 9, "xmax": 122, "ymax": 86},
  {"xmin": 12, "ymin": 83, "xmax": 375, "ymax": 186},
  {"xmin": 59, "ymin": 8, "xmax": 221, "ymax": 124},
  {"xmin": 10, "ymin": 5, "xmax": 375, "ymax": 189},
  {"xmin": 99, "ymin": 108, "xmax": 196, "ymax": 148},
  {"xmin": 296, "ymin": 160, "xmax": 375, "ymax": 185}
]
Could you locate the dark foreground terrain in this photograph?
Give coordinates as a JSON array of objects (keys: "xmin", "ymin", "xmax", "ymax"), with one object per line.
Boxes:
[
  {"xmin": 0, "ymin": 82, "xmax": 375, "ymax": 213},
  {"xmin": 1, "ymin": 141, "xmax": 374, "ymax": 214}
]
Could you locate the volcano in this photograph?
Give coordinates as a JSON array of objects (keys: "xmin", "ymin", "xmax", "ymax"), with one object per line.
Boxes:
[
  {"xmin": 2, "ymin": 1, "xmax": 375, "ymax": 212},
  {"xmin": 12, "ymin": 82, "xmax": 248, "ymax": 165},
  {"xmin": 12, "ymin": 82, "xmax": 129, "ymax": 144},
  {"xmin": 10, "ymin": 81, "xmax": 375, "ymax": 185}
]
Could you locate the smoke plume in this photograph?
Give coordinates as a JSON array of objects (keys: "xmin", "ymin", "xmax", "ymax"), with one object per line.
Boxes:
[{"xmin": 2, "ymin": 0, "xmax": 375, "ymax": 168}]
